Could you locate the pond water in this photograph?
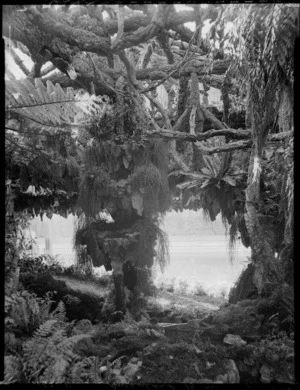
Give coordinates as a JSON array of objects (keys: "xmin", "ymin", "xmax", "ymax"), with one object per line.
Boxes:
[
  {"xmin": 28, "ymin": 211, "xmax": 251, "ymax": 296},
  {"xmin": 153, "ymin": 233, "xmax": 250, "ymax": 296}
]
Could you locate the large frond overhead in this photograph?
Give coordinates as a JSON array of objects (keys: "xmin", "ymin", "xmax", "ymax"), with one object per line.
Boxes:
[{"xmin": 5, "ymin": 78, "xmax": 109, "ymax": 127}]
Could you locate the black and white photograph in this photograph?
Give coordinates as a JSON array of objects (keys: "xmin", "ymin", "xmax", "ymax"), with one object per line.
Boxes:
[{"xmin": 3, "ymin": 3, "xmax": 296, "ymax": 384}]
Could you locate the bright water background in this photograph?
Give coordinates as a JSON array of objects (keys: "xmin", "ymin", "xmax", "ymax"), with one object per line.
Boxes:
[{"xmin": 29, "ymin": 211, "xmax": 251, "ymax": 296}]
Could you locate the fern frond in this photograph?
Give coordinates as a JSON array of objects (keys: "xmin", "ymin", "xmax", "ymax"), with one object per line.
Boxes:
[
  {"xmin": 23, "ymin": 319, "xmax": 91, "ymax": 383},
  {"xmin": 2, "ymin": 355, "xmax": 23, "ymax": 384},
  {"xmin": 56, "ymin": 334, "xmax": 90, "ymax": 357},
  {"xmin": 6, "ymin": 78, "xmax": 108, "ymax": 127},
  {"xmin": 50, "ymin": 300, "xmax": 67, "ymax": 322},
  {"xmin": 33, "ymin": 319, "xmax": 58, "ymax": 338}
]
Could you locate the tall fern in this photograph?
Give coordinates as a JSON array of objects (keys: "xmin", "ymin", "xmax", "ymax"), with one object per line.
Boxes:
[{"xmin": 23, "ymin": 319, "xmax": 91, "ymax": 383}]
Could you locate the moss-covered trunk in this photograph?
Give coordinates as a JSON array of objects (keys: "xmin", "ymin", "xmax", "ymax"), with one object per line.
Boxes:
[{"xmin": 244, "ymin": 118, "xmax": 279, "ymax": 296}]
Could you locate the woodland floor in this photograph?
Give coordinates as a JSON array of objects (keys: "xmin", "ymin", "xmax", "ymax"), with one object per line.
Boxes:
[{"xmin": 47, "ymin": 273, "xmax": 294, "ymax": 384}]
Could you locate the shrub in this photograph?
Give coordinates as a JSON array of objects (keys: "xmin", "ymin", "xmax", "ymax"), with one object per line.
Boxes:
[
  {"xmin": 5, "ymin": 290, "xmax": 66, "ymax": 336},
  {"xmin": 19, "ymin": 254, "xmax": 63, "ymax": 275},
  {"xmin": 193, "ymin": 283, "xmax": 208, "ymax": 297}
]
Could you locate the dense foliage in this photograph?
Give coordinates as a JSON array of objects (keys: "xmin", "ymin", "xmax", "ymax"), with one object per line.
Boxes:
[{"xmin": 4, "ymin": 3, "xmax": 296, "ymax": 384}]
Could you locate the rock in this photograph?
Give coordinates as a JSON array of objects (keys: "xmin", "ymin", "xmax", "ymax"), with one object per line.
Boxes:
[
  {"xmin": 210, "ymin": 302, "xmax": 263, "ymax": 339},
  {"xmin": 223, "ymin": 334, "xmax": 247, "ymax": 346}
]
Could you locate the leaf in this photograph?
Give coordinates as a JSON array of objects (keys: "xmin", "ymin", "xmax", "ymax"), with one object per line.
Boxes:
[
  {"xmin": 131, "ymin": 192, "xmax": 143, "ymax": 216},
  {"xmin": 24, "ymin": 185, "xmax": 36, "ymax": 195},
  {"xmin": 123, "ymin": 156, "xmax": 130, "ymax": 169},
  {"xmin": 223, "ymin": 176, "xmax": 236, "ymax": 186},
  {"xmin": 201, "ymin": 167, "xmax": 213, "ymax": 176},
  {"xmin": 200, "ymin": 179, "xmax": 211, "ymax": 189}
]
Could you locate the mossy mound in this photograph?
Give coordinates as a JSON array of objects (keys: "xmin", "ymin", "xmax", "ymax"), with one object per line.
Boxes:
[{"xmin": 20, "ymin": 272, "xmax": 105, "ymax": 323}]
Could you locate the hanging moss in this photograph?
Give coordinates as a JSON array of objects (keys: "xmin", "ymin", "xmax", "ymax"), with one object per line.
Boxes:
[
  {"xmin": 130, "ymin": 140, "xmax": 171, "ymax": 215},
  {"xmin": 133, "ymin": 218, "xmax": 169, "ymax": 271},
  {"xmin": 78, "ymin": 164, "xmax": 116, "ymax": 216}
]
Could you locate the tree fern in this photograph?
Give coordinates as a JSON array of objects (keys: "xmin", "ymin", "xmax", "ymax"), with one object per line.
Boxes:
[{"xmin": 6, "ymin": 78, "xmax": 108, "ymax": 127}]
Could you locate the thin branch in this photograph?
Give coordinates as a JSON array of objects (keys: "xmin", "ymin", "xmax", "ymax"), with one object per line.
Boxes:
[
  {"xmin": 143, "ymin": 128, "xmax": 293, "ymax": 149},
  {"xmin": 269, "ymin": 130, "xmax": 293, "ymax": 141},
  {"xmin": 145, "ymin": 128, "xmax": 252, "ymax": 142},
  {"xmin": 196, "ymin": 139, "xmax": 253, "ymax": 154},
  {"xmin": 201, "ymin": 106, "xmax": 225, "ymax": 130},
  {"xmin": 112, "ymin": 5, "xmax": 125, "ymax": 49},
  {"xmin": 115, "ymin": 76, "xmax": 125, "ymax": 135},
  {"xmin": 157, "ymin": 31, "xmax": 174, "ymax": 64},
  {"xmin": 118, "ymin": 50, "xmax": 138, "ymax": 87},
  {"xmin": 189, "ymin": 106, "xmax": 197, "ymax": 135},
  {"xmin": 140, "ymin": 29, "xmax": 203, "ymax": 93},
  {"xmin": 173, "ymin": 107, "xmax": 190, "ymax": 132},
  {"xmin": 88, "ymin": 52, "xmax": 124, "ymax": 96},
  {"xmin": 112, "ymin": 4, "xmax": 173, "ymax": 52},
  {"xmin": 137, "ymin": 43, "xmax": 153, "ymax": 69},
  {"xmin": 144, "ymin": 92, "xmax": 172, "ymax": 130}
]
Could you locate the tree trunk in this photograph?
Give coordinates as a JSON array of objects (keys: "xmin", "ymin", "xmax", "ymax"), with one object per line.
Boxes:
[
  {"xmin": 244, "ymin": 118, "xmax": 279, "ymax": 296},
  {"xmin": 111, "ymin": 259, "xmax": 126, "ymax": 314},
  {"xmin": 5, "ymin": 190, "xmax": 20, "ymax": 295}
]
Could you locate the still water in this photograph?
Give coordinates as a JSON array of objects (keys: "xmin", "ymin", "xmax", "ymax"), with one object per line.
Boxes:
[
  {"xmin": 153, "ymin": 234, "xmax": 250, "ymax": 296},
  {"xmin": 29, "ymin": 212, "xmax": 251, "ymax": 295}
]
